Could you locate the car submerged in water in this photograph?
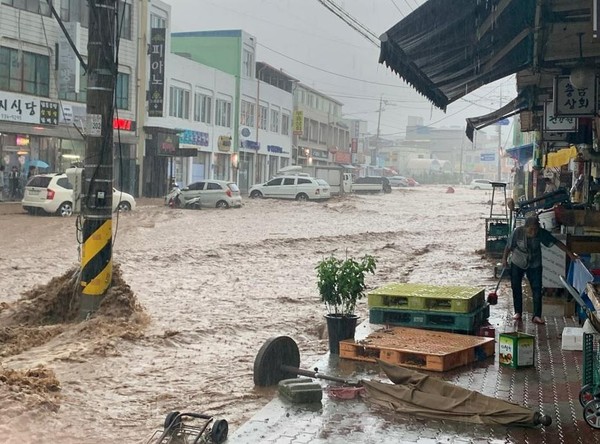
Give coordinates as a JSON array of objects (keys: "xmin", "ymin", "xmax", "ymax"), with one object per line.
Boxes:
[{"xmin": 249, "ymin": 175, "xmax": 331, "ymax": 201}]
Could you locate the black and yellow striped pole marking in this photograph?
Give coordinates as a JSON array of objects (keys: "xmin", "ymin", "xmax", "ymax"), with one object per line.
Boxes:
[
  {"xmin": 80, "ymin": 218, "xmax": 112, "ymax": 312},
  {"xmin": 79, "ymin": 0, "xmax": 117, "ymax": 319}
]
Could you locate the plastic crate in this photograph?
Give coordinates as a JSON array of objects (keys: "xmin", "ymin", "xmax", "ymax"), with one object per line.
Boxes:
[{"xmin": 583, "ymin": 332, "xmax": 596, "ymax": 386}]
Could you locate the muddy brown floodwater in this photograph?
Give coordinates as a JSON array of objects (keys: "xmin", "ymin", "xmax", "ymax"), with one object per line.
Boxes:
[{"xmin": 0, "ymin": 186, "xmax": 499, "ymax": 443}]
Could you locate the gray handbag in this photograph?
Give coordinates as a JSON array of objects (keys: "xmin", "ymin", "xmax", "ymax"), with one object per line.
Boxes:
[{"xmin": 509, "ymin": 229, "xmax": 529, "ymax": 269}]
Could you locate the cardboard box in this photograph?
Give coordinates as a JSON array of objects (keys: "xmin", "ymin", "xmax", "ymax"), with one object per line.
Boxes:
[
  {"xmin": 561, "ymin": 327, "xmax": 584, "ymax": 351},
  {"xmin": 499, "ymin": 332, "xmax": 535, "ymax": 368},
  {"xmin": 525, "ymin": 294, "xmax": 575, "ymax": 318}
]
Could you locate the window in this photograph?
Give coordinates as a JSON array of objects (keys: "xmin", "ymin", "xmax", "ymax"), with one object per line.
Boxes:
[
  {"xmin": 283, "ymin": 178, "xmax": 295, "ymax": 186},
  {"xmin": 270, "ymin": 109, "xmax": 279, "ymax": 133},
  {"xmin": 57, "ymin": 178, "xmax": 73, "ymax": 190},
  {"xmin": 59, "ymin": 0, "xmax": 89, "ymax": 27},
  {"xmin": 188, "ymin": 182, "xmax": 204, "ymax": 190},
  {"xmin": 281, "ymin": 113, "xmax": 290, "ymax": 136},
  {"xmin": 2, "ymin": 0, "xmax": 50, "ymax": 15},
  {"xmin": 298, "ymin": 178, "xmax": 311, "ymax": 185},
  {"xmin": 258, "ymin": 105, "xmax": 267, "ymax": 130},
  {"xmin": 194, "ymin": 92, "xmax": 212, "ymax": 123},
  {"xmin": 240, "ymin": 100, "xmax": 255, "ymax": 127},
  {"xmin": 266, "ymin": 178, "xmax": 282, "ymax": 186},
  {"xmin": 207, "ymin": 182, "xmax": 222, "ymax": 190},
  {"xmin": 150, "ymin": 14, "xmax": 166, "ymax": 29},
  {"xmin": 116, "ymin": 73, "xmax": 129, "ymax": 109},
  {"xmin": 169, "ymin": 86, "xmax": 190, "ymax": 119},
  {"xmin": 215, "ymin": 99, "xmax": 232, "ymax": 127},
  {"xmin": 117, "ymin": 1, "xmax": 132, "ymax": 40},
  {"xmin": 309, "ymin": 120, "xmax": 318, "ymax": 142},
  {"xmin": 319, "ymin": 123, "xmax": 327, "ymax": 144},
  {"xmin": 242, "ymin": 49, "xmax": 253, "ymax": 77},
  {"xmin": 0, "ymin": 47, "xmax": 49, "ymax": 96}
]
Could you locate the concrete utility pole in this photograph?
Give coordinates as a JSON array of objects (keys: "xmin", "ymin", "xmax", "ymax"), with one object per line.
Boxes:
[
  {"xmin": 79, "ymin": 0, "xmax": 117, "ymax": 319},
  {"xmin": 497, "ymin": 88, "xmax": 503, "ymax": 181},
  {"xmin": 373, "ymin": 96, "xmax": 383, "ymax": 167}
]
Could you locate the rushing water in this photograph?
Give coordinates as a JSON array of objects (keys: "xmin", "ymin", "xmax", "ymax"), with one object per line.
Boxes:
[{"xmin": 0, "ymin": 185, "xmax": 500, "ymax": 443}]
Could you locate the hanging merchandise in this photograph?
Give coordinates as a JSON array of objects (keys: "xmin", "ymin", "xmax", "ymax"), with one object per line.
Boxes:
[{"xmin": 532, "ymin": 131, "xmax": 542, "ymax": 170}]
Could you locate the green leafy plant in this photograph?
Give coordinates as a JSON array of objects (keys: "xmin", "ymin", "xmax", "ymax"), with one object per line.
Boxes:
[{"xmin": 316, "ymin": 254, "xmax": 377, "ymax": 317}]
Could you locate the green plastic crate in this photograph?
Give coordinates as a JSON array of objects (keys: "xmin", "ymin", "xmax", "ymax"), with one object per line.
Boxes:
[
  {"xmin": 369, "ymin": 303, "xmax": 490, "ymax": 333},
  {"xmin": 368, "ymin": 283, "xmax": 485, "ymax": 314}
]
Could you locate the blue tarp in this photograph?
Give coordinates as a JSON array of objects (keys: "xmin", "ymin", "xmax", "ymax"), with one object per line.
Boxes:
[{"xmin": 505, "ymin": 143, "xmax": 534, "ymax": 164}]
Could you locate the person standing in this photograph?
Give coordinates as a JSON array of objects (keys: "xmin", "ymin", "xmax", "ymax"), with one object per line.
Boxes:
[
  {"xmin": 543, "ymin": 177, "xmax": 557, "ymax": 194},
  {"xmin": 8, "ymin": 166, "xmax": 21, "ymax": 200},
  {"xmin": 0, "ymin": 165, "xmax": 4, "ymax": 201},
  {"xmin": 502, "ymin": 216, "xmax": 578, "ymax": 324}
]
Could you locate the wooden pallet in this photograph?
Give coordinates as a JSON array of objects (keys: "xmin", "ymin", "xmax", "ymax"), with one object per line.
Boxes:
[
  {"xmin": 339, "ymin": 327, "xmax": 495, "ymax": 372},
  {"xmin": 368, "ymin": 283, "xmax": 485, "ymax": 314}
]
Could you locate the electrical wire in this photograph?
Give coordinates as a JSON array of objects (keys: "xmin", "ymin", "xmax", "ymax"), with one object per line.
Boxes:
[{"xmin": 315, "ymin": 0, "xmax": 380, "ymax": 47}]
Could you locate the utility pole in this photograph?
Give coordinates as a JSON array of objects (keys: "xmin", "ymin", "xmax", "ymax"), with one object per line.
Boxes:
[
  {"xmin": 496, "ymin": 88, "xmax": 503, "ymax": 181},
  {"xmin": 373, "ymin": 96, "xmax": 383, "ymax": 167},
  {"xmin": 79, "ymin": 0, "xmax": 117, "ymax": 319}
]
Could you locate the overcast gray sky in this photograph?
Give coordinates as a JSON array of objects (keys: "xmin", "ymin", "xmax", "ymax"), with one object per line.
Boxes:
[{"xmin": 168, "ymin": 0, "xmax": 516, "ymax": 146}]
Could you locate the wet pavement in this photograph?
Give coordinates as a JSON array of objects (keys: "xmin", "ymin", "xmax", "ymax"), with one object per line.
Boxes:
[{"xmin": 231, "ymin": 296, "xmax": 594, "ymax": 444}]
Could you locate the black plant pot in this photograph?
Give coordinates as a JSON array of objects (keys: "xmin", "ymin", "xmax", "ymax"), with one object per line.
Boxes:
[{"xmin": 325, "ymin": 314, "xmax": 359, "ymax": 355}]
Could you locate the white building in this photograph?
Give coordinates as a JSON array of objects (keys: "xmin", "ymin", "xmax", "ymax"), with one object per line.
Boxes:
[{"xmin": 0, "ymin": 0, "xmax": 139, "ymax": 193}]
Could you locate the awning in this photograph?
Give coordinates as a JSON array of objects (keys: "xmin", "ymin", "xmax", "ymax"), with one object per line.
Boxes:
[
  {"xmin": 465, "ymin": 90, "xmax": 532, "ymax": 142},
  {"xmin": 505, "ymin": 143, "xmax": 534, "ymax": 164},
  {"xmin": 544, "ymin": 145, "xmax": 577, "ymax": 168},
  {"xmin": 379, "ymin": 0, "xmax": 536, "ymax": 110}
]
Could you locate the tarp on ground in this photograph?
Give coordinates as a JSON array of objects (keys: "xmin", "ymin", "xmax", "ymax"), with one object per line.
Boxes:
[
  {"xmin": 362, "ymin": 360, "xmax": 540, "ymax": 427},
  {"xmin": 378, "ymin": 0, "xmax": 536, "ymax": 110}
]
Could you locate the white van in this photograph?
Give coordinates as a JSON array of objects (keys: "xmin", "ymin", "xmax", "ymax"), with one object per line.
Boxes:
[{"xmin": 248, "ymin": 176, "xmax": 331, "ymax": 201}]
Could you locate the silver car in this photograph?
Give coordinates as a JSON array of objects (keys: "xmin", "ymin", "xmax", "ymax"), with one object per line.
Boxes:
[{"xmin": 180, "ymin": 180, "xmax": 242, "ymax": 209}]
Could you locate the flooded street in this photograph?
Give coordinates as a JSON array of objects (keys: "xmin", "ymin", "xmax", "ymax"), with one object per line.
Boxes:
[{"xmin": 0, "ymin": 186, "xmax": 499, "ymax": 443}]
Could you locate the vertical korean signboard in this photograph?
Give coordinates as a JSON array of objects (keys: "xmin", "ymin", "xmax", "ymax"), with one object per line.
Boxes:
[
  {"xmin": 293, "ymin": 110, "xmax": 304, "ymax": 135},
  {"xmin": 149, "ymin": 28, "xmax": 166, "ymax": 117}
]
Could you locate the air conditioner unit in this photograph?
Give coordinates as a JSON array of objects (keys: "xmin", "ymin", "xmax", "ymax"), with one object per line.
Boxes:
[{"xmin": 240, "ymin": 126, "xmax": 254, "ymax": 139}]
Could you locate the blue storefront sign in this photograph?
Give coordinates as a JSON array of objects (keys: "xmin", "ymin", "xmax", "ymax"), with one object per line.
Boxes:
[
  {"xmin": 267, "ymin": 145, "xmax": 283, "ymax": 153},
  {"xmin": 180, "ymin": 130, "xmax": 209, "ymax": 147},
  {"xmin": 241, "ymin": 140, "xmax": 260, "ymax": 150}
]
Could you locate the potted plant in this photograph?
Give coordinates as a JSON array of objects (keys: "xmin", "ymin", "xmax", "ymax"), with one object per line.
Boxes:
[{"xmin": 316, "ymin": 254, "xmax": 377, "ymax": 354}]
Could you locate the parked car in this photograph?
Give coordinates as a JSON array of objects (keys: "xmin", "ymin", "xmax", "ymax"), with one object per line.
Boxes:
[
  {"xmin": 469, "ymin": 179, "xmax": 505, "ymax": 190},
  {"xmin": 354, "ymin": 176, "xmax": 392, "ymax": 193},
  {"xmin": 388, "ymin": 176, "xmax": 409, "ymax": 187},
  {"xmin": 180, "ymin": 180, "xmax": 242, "ymax": 209},
  {"xmin": 249, "ymin": 175, "xmax": 331, "ymax": 201},
  {"xmin": 22, "ymin": 173, "xmax": 136, "ymax": 216}
]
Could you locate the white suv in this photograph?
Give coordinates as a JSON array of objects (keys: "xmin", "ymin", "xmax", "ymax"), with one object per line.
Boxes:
[
  {"xmin": 22, "ymin": 173, "xmax": 136, "ymax": 216},
  {"xmin": 249, "ymin": 176, "xmax": 331, "ymax": 201}
]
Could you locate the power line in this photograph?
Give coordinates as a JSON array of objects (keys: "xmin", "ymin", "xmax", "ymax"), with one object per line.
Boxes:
[
  {"xmin": 315, "ymin": 0, "xmax": 380, "ymax": 47},
  {"xmin": 258, "ymin": 42, "xmax": 413, "ymax": 88},
  {"xmin": 389, "ymin": 0, "xmax": 405, "ymax": 15}
]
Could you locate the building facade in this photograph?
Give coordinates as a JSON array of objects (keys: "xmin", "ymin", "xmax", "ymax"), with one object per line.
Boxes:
[
  {"xmin": 0, "ymin": 0, "xmax": 139, "ymax": 194},
  {"xmin": 171, "ymin": 30, "xmax": 293, "ymax": 193}
]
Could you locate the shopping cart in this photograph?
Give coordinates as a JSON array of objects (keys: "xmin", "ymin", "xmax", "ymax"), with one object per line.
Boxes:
[
  {"xmin": 146, "ymin": 411, "xmax": 228, "ymax": 444},
  {"xmin": 560, "ymin": 275, "xmax": 600, "ymax": 429}
]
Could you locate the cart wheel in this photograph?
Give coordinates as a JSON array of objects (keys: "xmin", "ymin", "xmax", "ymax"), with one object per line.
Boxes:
[
  {"xmin": 580, "ymin": 384, "xmax": 597, "ymax": 407},
  {"xmin": 583, "ymin": 399, "xmax": 600, "ymax": 429},
  {"xmin": 164, "ymin": 411, "xmax": 182, "ymax": 430},
  {"xmin": 211, "ymin": 418, "xmax": 228, "ymax": 443}
]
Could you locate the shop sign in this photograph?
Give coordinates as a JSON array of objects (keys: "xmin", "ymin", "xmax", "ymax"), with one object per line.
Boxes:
[
  {"xmin": 544, "ymin": 102, "xmax": 577, "ymax": 132},
  {"xmin": 148, "ymin": 28, "xmax": 166, "ymax": 117},
  {"xmin": 267, "ymin": 145, "xmax": 283, "ymax": 153},
  {"xmin": 553, "ymin": 75, "xmax": 596, "ymax": 116},
  {"xmin": 311, "ymin": 149, "xmax": 328, "ymax": 160},
  {"xmin": 58, "ymin": 21, "xmax": 81, "ymax": 94},
  {"xmin": 241, "ymin": 140, "xmax": 260, "ymax": 150},
  {"xmin": 113, "ymin": 118, "xmax": 136, "ymax": 131},
  {"xmin": 293, "ymin": 110, "xmax": 304, "ymax": 135},
  {"xmin": 181, "ymin": 130, "xmax": 209, "ymax": 147},
  {"xmin": 0, "ymin": 92, "xmax": 59, "ymax": 125},
  {"xmin": 157, "ymin": 132, "xmax": 179, "ymax": 156},
  {"xmin": 218, "ymin": 135, "xmax": 231, "ymax": 152},
  {"xmin": 335, "ymin": 151, "xmax": 351, "ymax": 164}
]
